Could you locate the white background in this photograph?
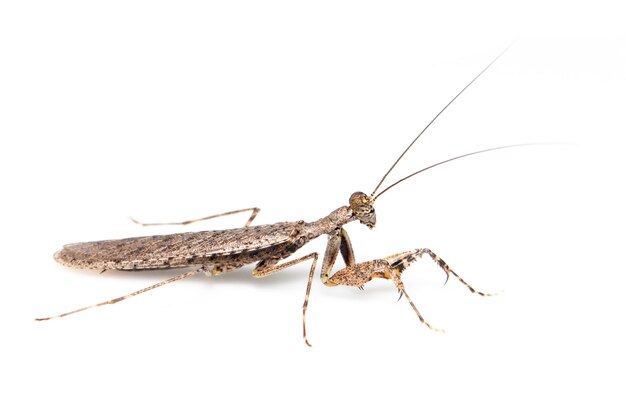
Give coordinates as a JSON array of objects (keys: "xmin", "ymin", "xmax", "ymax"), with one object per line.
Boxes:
[{"xmin": 1, "ymin": 1, "xmax": 625, "ymax": 416}]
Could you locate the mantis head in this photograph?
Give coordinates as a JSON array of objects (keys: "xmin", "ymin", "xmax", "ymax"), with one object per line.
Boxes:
[{"xmin": 349, "ymin": 192, "xmax": 376, "ymax": 229}]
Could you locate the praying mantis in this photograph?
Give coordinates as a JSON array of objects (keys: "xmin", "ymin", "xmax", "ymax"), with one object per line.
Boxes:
[{"xmin": 38, "ymin": 49, "xmax": 524, "ymax": 346}]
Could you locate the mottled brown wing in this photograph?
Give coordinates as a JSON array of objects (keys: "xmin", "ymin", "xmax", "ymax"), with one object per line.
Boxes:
[{"xmin": 54, "ymin": 222, "xmax": 302, "ymax": 271}]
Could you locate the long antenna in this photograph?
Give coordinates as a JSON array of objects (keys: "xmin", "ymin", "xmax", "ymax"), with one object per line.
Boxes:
[
  {"xmin": 372, "ymin": 143, "xmax": 543, "ymax": 201},
  {"xmin": 370, "ymin": 46, "xmax": 512, "ymax": 197}
]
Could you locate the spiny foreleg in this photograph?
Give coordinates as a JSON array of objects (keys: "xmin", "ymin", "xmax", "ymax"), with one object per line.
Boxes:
[{"xmin": 383, "ymin": 248, "xmax": 498, "ymax": 297}]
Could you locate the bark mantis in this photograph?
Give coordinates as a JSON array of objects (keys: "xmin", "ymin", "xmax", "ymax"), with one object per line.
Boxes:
[{"xmin": 38, "ymin": 49, "xmax": 520, "ymax": 346}]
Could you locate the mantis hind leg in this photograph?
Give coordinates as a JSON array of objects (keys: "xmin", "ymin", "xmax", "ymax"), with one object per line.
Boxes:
[
  {"xmin": 35, "ymin": 267, "xmax": 207, "ymax": 321},
  {"xmin": 130, "ymin": 207, "xmax": 261, "ymax": 228}
]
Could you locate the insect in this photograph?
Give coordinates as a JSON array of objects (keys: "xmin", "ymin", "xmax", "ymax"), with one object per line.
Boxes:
[{"xmin": 37, "ymin": 48, "xmax": 522, "ymax": 345}]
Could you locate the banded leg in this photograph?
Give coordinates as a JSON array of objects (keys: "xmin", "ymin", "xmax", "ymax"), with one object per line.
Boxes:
[
  {"xmin": 130, "ymin": 207, "xmax": 261, "ymax": 228},
  {"xmin": 384, "ymin": 248, "xmax": 498, "ymax": 297},
  {"xmin": 252, "ymin": 253, "xmax": 319, "ymax": 347},
  {"xmin": 35, "ymin": 267, "xmax": 207, "ymax": 321},
  {"xmin": 395, "ymin": 281, "xmax": 444, "ymax": 333}
]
